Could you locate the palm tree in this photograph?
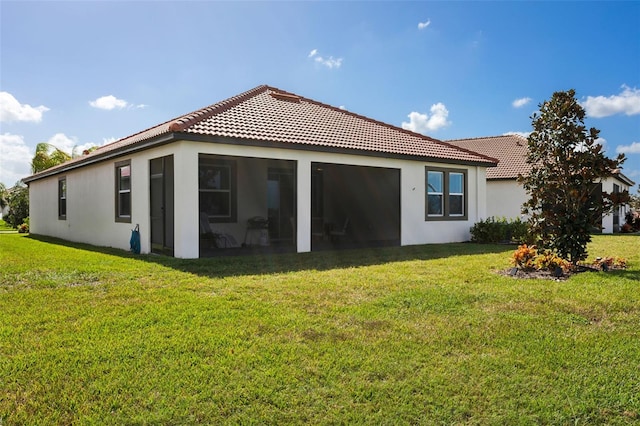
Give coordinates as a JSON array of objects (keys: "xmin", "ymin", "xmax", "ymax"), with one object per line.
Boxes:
[
  {"xmin": 31, "ymin": 143, "xmax": 72, "ymax": 174},
  {"xmin": 0, "ymin": 182, "xmax": 8, "ymax": 211}
]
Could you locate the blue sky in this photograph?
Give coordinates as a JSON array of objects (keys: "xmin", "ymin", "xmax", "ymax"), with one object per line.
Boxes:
[{"xmin": 1, "ymin": 1, "xmax": 639, "ymax": 191}]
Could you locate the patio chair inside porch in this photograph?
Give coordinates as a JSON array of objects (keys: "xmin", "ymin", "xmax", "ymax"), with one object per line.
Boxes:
[{"xmin": 199, "ymin": 212, "xmax": 233, "ymax": 248}]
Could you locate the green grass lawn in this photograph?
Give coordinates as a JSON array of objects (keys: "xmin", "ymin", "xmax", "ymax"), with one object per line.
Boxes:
[
  {"xmin": 0, "ymin": 219, "xmax": 15, "ymax": 232},
  {"xmin": 1, "ymin": 234, "xmax": 638, "ymax": 425}
]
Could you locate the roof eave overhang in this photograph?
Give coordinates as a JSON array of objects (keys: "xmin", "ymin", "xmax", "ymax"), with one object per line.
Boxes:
[
  {"xmin": 612, "ymin": 173, "xmax": 635, "ymax": 187},
  {"xmin": 487, "ymin": 176, "xmax": 520, "ymax": 181},
  {"xmin": 23, "ymin": 132, "xmax": 497, "ymax": 183},
  {"xmin": 23, "ymin": 133, "xmax": 178, "ymax": 184},
  {"xmin": 181, "ymin": 133, "xmax": 498, "ymax": 167}
]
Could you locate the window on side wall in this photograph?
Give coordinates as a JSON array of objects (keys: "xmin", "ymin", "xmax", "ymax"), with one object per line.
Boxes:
[
  {"xmin": 425, "ymin": 167, "xmax": 467, "ymax": 220},
  {"xmin": 115, "ymin": 160, "xmax": 132, "ymax": 223},
  {"xmin": 58, "ymin": 177, "xmax": 67, "ymax": 220}
]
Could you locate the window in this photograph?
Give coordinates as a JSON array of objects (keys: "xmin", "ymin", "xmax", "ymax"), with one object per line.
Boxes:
[
  {"xmin": 58, "ymin": 177, "xmax": 67, "ymax": 219},
  {"xmin": 425, "ymin": 167, "xmax": 467, "ymax": 220},
  {"xmin": 115, "ymin": 160, "xmax": 132, "ymax": 222},
  {"xmin": 426, "ymin": 171, "xmax": 443, "ymax": 216},
  {"xmin": 449, "ymin": 172, "xmax": 464, "ymax": 216},
  {"xmin": 199, "ymin": 156, "xmax": 236, "ymax": 222},
  {"xmin": 613, "ymin": 183, "xmax": 621, "ymax": 229}
]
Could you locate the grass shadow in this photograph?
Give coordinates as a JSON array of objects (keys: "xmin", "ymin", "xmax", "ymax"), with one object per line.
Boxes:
[
  {"xmin": 607, "ymin": 269, "xmax": 640, "ymax": 282},
  {"xmin": 25, "ymin": 234, "xmax": 514, "ymax": 279}
]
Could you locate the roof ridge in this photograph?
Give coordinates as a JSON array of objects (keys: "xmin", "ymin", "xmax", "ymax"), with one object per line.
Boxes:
[
  {"xmin": 88, "ymin": 85, "xmax": 271, "ymax": 154},
  {"xmin": 290, "ymin": 91, "xmax": 445, "ymax": 145},
  {"xmin": 272, "ymin": 89, "xmax": 501, "ymax": 164},
  {"xmin": 444, "ymin": 143, "xmax": 500, "ymax": 164},
  {"xmin": 24, "ymin": 84, "xmax": 499, "ymax": 183},
  {"xmin": 93, "ymin": 118, "xmax": 176, "ymax": 153},
  {"xmin": 447, "ymin": 134, "xmax": 528, "ymax": 143},
  {"xmin": 169, "ymin": 85, "xmax": 270, "ymax": 132},
  {"xmin": 267, "ymin": 86, "xmax": 497, "ymax": 164}
]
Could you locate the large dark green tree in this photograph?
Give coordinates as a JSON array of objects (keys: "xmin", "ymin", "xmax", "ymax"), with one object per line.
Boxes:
[{"xmin": 519, "ymin": 89, "xmax": 627, "ymax": 264}]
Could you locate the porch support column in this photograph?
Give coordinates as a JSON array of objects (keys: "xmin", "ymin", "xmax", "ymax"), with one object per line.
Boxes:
[
  {"xmin": 173, "ymin": 144, "xmax": 199, "ymax": 258},
  {"xmin": 296, "ymin": 159, "xmax": 312, "ymax": 253}
]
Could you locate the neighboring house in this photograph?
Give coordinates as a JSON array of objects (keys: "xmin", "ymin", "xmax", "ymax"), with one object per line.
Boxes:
[
  {"xmin": 604, "ymin": 170, "xmax": 636, "ymax": 233},
  {"xmin": 23, "ymin": 85, "xmax": 497, "ymax": 258},
  {"xmin": 448, "ymin": 134, "xmax": 636, "ymax": 233}
]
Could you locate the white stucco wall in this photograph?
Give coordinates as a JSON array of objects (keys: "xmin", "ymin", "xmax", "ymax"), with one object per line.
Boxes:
[
  {"xmin": 600, "ymin": 176, "xmax": 633, "ymax": 234},
  {"xmin": 400, "ymin": 161, "xmax": 486, "ymax": 245},
  {"xmin": 184, "ymin": 141, "xmax": 489, "ymax": 255},
  {"xmin": 481, "ymin": 176, "xmax": 634, "ymax": 233},
  {"xmin": 29, "ymin": 139, "xmax": 489, "ymax": 258},
  {"xmin": 29, "ymin": 157, "xmax": 137, "ymax": 251},
  {"xmin": 486, "ymin": 179, "xmax": 527, "ymax": 220},
  {"xmin": 28, "ymin": 144, "xmax": 182, "ymax": 254}
]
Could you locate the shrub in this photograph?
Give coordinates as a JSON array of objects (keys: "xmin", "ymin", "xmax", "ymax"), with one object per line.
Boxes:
[
  {"xmin": 470, "ymin": 217, "xmax": 504, "ymax": 243},
  {"xmin": 18, "ymin": 222, "xmax": 29, "ymax": 233},
  {"xmin": 592, "ymin": 256, "xmax": 627, "ymax": 271},
  {"xmin": 511, "ymin": 244, "xmax": 538, "ymax": 271},
  {"xmin": 470, "ymin": 217, "xmax": 530, "ymax": 244},
  {"xmin": 509, "ymin": 219, "xmax": 530, "ymax": 244},
  {"xmin": 534, "ymin": 250, "xmax": 572, "ymax": 273},
  {"xmin": 624, "ymin": 211, "xmax": 640, "ymax": 232}
]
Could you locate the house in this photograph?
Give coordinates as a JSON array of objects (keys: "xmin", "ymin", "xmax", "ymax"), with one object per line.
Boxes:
[
  {"xmin": 23, "ymin": 85, "xmax": 497, "ymax": 258},
  {"xmin": 448, "ymin": 134, "xmax": 636, "ymax": 233}
]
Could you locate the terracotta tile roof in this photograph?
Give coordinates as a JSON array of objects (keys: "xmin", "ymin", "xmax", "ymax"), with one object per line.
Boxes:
[
  {"xmin": 25, "ymin": 85, "xmax": 497, "ymax": 182},
  {"xmin": 448, "ymin": 134, "xmax": 531, "ymax": 180}
]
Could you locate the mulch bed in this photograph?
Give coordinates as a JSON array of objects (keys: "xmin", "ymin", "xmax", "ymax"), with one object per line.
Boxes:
[{"xmin": 499, "ymin": 264, "xmax": 621, "ymax": 281}]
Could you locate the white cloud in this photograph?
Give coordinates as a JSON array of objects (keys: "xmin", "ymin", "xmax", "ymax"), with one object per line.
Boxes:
[
  {"xmin": 595, "ymin": 137, "xmax": 607, "ymax": 148},
  {"xmin": 418, "ymin": 19, "xmax": 431, "ymax": 30},
  {"xmin": 0, "ymin": 132, "xmax": 113, "ymax": 185},
  {"xmin": 512, "ymin": 97, "xmax": 532, "ymax": 108},
  {"xmin": 315, "ymin": 56, "xmax": 343, "ymax": 69},
  {"xmin": 308, "ymin": 49, "xmax": 343, "ymax": 69},
  {"xmin": 401, "ymin": 103, "xmax": 451, "ymax": 134},
  {"xmin": 582, "ymin": 85, "xmax": 640, "ymax": 118},
  {"xmin": 45, "ymin": 133, "xmax": 76, "ymax": 154},
  {"xmin": 45, "ymin": 133, "xmax": 109, "ymax": 156},
  {"xmin": 0, "ymin": 92, "xmax": 49, "ymax": 123},
  {"xmin": 503, "ymin": 131, "xmax": 531, "ymax": 139},
  {"xmin": 0, "ymin": 133, "xmax": 33, "ymax": 184},
  {"xmin": 89, "ymin": 95, "xmax": 129, "ymax": 110},
  {"xmin": 616, "ymin": 141, "xmax": 640, "ymax": 154},
  {"xmin": 575, "ymin": 137, "xmax": 607, "ymax": 153}
]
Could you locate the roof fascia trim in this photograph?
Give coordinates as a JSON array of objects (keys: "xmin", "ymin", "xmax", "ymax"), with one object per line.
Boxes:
[
  {"xmin": 179, "ymin": 133, "xmax": 498, "ymax": 167},
  {"xmin": 24, "ymin": 131, "xmax": 498, "ymax": 184},
  {"xmin": 23, "ymin": 133, "xmax": 178, "ymax": 183}
]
